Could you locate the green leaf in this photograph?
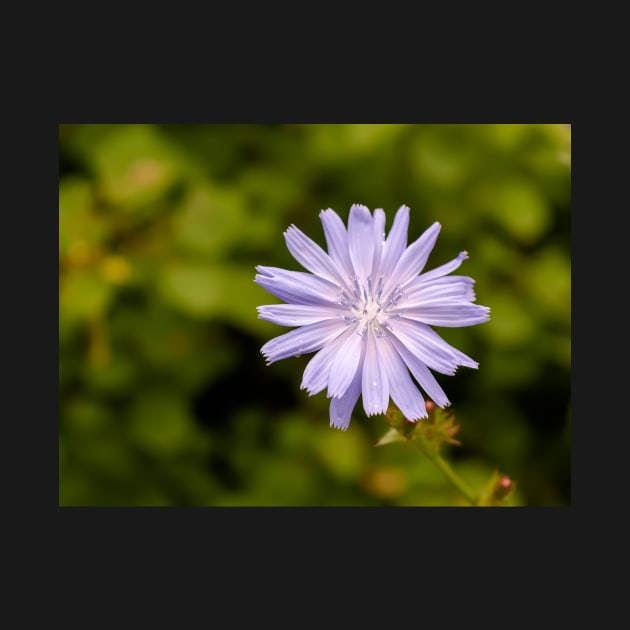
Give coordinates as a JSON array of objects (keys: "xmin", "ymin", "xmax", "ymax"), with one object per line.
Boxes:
[
  {"xmin": 375, "ymin": 427, "xmax": 406, "ymax": 447},
  {"xmin": 89, "ymin": 124, "xmax": 184, "ymax": 211},
  {"xmin": 64, "ymin": 398, "xmax": 111, "ymax": 434},
  {"xmin": 158, "ymin": 263, "xmax": 224, "ymax": 317},
  {"xmin": 59, "ymin": 176, "xmax": 109, "ymax": 256},
  {"xmin": 158, "ymin": 262, "xmax": 273, "ymax": 335},
  {"xmin": 128, "ymin": 391, "xmax": 201, "ymax": 456},
  {"xmin": 490, "ymin": 177, "xmax": 551, "ymax": 244},
  {"xmin": 60, "ymin": 271, "xmax": 113, "ymax": 322},
  {"xmin": 524, "ymin": 246, "xmax": 571, "ymax": 322},
  {"xmin": 312, "ymin": 426, "xmax": 368, "ymax": 481},
  {"xmin": 478, "ymin": 294, "xmax": 536, "ymax": 347},
  {"xmin": 172, "ymin": 184, "xmax": 247, "ymax": 257}
]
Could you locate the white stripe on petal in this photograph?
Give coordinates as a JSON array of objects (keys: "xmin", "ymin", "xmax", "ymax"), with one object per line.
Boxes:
[
  {"xmin": 391, "ymin": 336, "xmax": 451, "ymax": 408},
  {"xmin": 327, "ymin": 327, "xmax": 364, "ymax": 398},
  {"xmin": 347, "ymin": 204, "xmax": 375, "ymax": 281},
  {"xmin": 361, "ymin": 328, "xmax": 389, "ymax": 416},
  {"xmin": 284, "ymin": 225, "xmax": 345, "ymax": 284},
  {"xmin": 257, "ymin": 303, "xmax": 347, "ymax": 327},
  {"xmin": 392, "ymin": 318, "xmax": 479, "ymax": 370},
  {"xmin": 330, "ymin": 349, "xmax": 365, "ymax": 431},
  {"xmin": 260, "ymin": 319, "xmax": 347, "ymax": 365},
  {"xmin": 395, "ymin": 302, "xmax": 490, "ymax": 327},
  {"xmin": 404, "ymin": 275, "xmax": 476, "ymax": 304},
  {"xmin": 385, "ymin": 317, "xmax": 460, "ymax": 375},
  {"xmin": 378, "ymin": 205, "xmax": 409, "ymax": 279},
  {"xmin": 418, "ymin": 251, "xmax": 468, "ymax": 282},
  {"xmin": 379, "ymin": 339, "xmax": 427, "ymax": 421},
  {"xmin": 385, "ymin": 221, "xmax": 441, "ymax": 292},
  {"xmin": 255, "ymin": 266, "xmax": 340, "ymax": 306},
  {"xmin": 300, "ymin": 325, "xmax": 356, "ymax": 395},
  {"xmin": 319, "ymin": 209, "xmax": 355, "ymax": 280},
  {"xmin": 445, "ymin": 344, "xmax": 479, "ymax": 369},
  {"xmin": 372, "ymin": 208, "xmax": 386, "ymax": 275}
]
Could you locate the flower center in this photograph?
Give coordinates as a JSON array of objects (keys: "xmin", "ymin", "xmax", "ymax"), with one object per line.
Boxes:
[{"xmin": 337, "ymin": 275, "xmax": 406, "ymax": 337}]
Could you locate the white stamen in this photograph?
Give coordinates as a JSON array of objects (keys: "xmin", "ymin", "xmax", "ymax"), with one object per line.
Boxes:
[{"xmin": 344, "ymin": 275, "xmax": 408, "ymax": 339}]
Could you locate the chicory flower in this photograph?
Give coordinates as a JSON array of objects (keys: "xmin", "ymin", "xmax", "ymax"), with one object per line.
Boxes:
[{"xmin": 256, "ymin": 204, "xmax": 489, "ymax": 430}]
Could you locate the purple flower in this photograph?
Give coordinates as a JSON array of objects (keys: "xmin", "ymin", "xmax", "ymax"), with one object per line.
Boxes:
[{"xmin": 256, "ymin": 204, "xmax": 490, "ymax": 430}]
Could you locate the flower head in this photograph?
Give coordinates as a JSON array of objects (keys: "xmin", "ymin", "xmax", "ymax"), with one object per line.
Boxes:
[{"xmin": 256, "ymin": 204, "xmax": 490, "ymax": 430}]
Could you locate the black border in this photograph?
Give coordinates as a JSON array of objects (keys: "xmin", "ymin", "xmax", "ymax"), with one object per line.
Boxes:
[{"xmin": 45, "ymin": 43, "xmax": 584, "ymax": 606}]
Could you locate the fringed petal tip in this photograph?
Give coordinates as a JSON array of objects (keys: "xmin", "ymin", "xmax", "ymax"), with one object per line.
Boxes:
[
  {"xmin": 299, "ymin": 373, "xmax": 317, "ymax": 396},
  {"xmin": 282, "ymin": 225, "xmax": 295, "ymax": 241},
  {"xmin": 477, "ymin": 306, "xmax": 491, "ymax": 323},
  {"xmin": 329, "ymin": 419, "xmax": 350, "ymax": 431},
  {"xmin": 255, "ymin": 265, "xmax": 273, "ymax": 276},
  {"xmin": 363, "ymin": 408, "xmax": 386, "ymax": 418},
  {"xmin": 404, "ymin": 411, "xmax": 427, "ymax": 422},
  {"xmin": 329, "ymin": 405, "xmax": 351, "ymax": 430}
]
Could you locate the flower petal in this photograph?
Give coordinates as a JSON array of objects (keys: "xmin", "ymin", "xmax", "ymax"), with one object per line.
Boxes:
[
  {"xmin": 257, "ymin": 303, "xmax": 346, "ymax": 327},
  {"xmin": 284, "ymin": 225, "xmax": 344, "ymax": 284},
  {"xmin": 386, "ymin": 221, "xmax": 441, "ymax": 292},
  {"xmin": 390, "ymin": 317, "xmax": 479, "ymax": 370},
  {"xmin": 327, "ymin": 327, "xmax": 364, "ymax": 398},
  {"xmin": 301, "ymin": 325, "xmax": 356, "ymax": 395},
  {"xmin": 361, "ymin": 329, "xmax": 389, "ymax": 416},
  {"xmin": 371, "ymin": 208, "xmax": 386, "ymax": 275},
  {"xmin": 385, "ymin": 317, "xmax": 460, "ymax": 375},
  {"xmin": 255, "ymin": 266, "xmax": 340, "ymax": 306},
  {"xmin": 378, "ymin": 204, "xmax": 409, "ymax": 279},
  {"xmin": 260, "ymin": 319, "xmax": 347, "ymax": 365},
  {"xmin": 418, "ymin": 251, "xmax": 468, "ymax": 282},
  {"xmin": 379, "ymin": 339, "xmax": 427, "ymax": 420},
  {"xmin": 319, "ymin": 209, "xmax": 355, "ymax": 280},
  {"xmin": 329, "ymin": 350, "xmax": 365, "ymax": 431},
  {"xmin": 403, "ymin": 275, "xmax": 477, "ymax": 304},
  {"xmin": 347, "ymin": 204, "xmax": 375, "ymax": 281},
  {"xmin": 394, "ymin": 302, "xmax": 490, "ymax": 327},
  {"xmin": 390, "ymin": 336, "xmax": 451, "ymax": 408}
]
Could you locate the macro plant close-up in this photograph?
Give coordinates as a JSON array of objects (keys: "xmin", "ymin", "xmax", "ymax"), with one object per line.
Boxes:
[
  {"xmin": 59, "ymin": 123, "xmax": 571, "ymax": 507},
  {"xmin": 256, "ymin": 205, "xmax": 490, "ymax": 429}
]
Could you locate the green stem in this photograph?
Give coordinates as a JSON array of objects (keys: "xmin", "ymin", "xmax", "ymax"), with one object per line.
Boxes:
[{"xmin": 413, "ymin": 435, "xmax": 479, "ymax": 506}]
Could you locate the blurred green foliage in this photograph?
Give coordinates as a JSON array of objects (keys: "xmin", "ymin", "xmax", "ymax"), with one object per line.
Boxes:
[{"xmin": 59, "ymin": 124, "xmax": 571, "ymax": 506}]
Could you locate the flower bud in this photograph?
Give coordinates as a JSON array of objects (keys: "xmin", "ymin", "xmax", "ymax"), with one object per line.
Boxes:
[{"xmin": 494, "ymin": 476, "xmax": 514, "ymax": 500}]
